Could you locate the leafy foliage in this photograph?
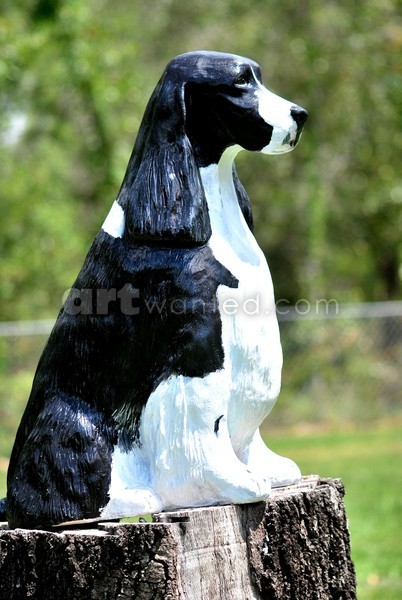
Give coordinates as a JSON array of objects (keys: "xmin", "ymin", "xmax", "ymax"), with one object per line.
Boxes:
[{"xmin": 0, "ymin": 0, "xmax": 401, "ymax": 320}]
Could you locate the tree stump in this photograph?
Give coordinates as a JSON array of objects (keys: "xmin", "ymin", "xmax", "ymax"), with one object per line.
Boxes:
[{"xmin": 0, "ymin": 476, "xmax": 356, "ymax": 599}]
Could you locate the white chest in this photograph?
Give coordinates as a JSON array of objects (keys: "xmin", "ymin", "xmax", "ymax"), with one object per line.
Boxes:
[{"xmin": 199, "ymin": 157, "xmax": 282, "ymax": 445}]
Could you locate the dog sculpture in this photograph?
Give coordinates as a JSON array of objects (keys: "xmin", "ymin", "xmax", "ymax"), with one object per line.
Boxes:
[{"xmin": 2, "ymin": 51, "xmax": 307, "ymax": 528}]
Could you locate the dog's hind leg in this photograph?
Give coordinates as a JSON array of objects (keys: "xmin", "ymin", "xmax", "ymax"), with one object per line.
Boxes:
[{"xmin": 6, "ymin": 394, "xmax": 115, "ymax": 528}]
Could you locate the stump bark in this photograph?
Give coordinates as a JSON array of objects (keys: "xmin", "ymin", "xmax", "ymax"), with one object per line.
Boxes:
[{"xmin": 0, "ymin": 476, "xmax": 356, "ymax": 599}]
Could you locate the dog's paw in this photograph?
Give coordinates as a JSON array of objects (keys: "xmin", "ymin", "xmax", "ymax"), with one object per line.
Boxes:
[
  {"xmin": 101, "ymin": 487, "xmax": 163, "ymax": 520},
  {"xmin": 209, "ymin": 466, "xmax": 272, "ymax": 504},
  {"xmin": 266, "ymin": 455, "xmax": 302, "ymax": 488},
  {"xmin": 239, "ymin": 430, "xmax": 302, "ymax": 488},
  {"xmin": 160, "ymin": 463, "xmax": 271, "ymax": 511},
  {"xmin": 216, "ymin": 471, "xmax": 272, "ymax": 505},
  {"xmin": 249, "ymin": 450, "xmax": 302, "ymax": 488}
]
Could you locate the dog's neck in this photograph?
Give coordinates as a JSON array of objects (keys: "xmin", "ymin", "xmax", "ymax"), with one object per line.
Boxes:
[
  {"xmin": 199, "ymin": 146, "xmax": 241, "ymax": 227},
  {"xmin": 199, "ymin": 146, "xmax": 261, "ymax": 266}
]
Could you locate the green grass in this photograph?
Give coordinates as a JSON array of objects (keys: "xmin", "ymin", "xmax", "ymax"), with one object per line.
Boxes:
[
  {"xmin": 267, "ymin": 421, "xmax": 402, "ymax": 600},
  {"xmin": 1, "ymin": 420, "xmax": 401, "ymax": 599}
]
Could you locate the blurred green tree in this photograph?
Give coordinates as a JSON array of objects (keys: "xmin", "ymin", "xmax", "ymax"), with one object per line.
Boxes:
[{"xmin": 0, "ymin": 0, "xmax": 401, "ymax": 320}]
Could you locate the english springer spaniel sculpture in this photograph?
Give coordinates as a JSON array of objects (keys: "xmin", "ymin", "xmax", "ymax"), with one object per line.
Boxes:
[{"xmin": 3, "ymin": 51, "xmax": 307, "ymax": 528}]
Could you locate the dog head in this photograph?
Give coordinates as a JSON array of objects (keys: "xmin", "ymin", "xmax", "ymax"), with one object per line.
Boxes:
[
  {"xmin": 115, "ymin": 51, "xmax": 307, "ymax": 245},
  {"xmin": 173, "ymin": 51, "xmax": 308, "ymax": 165}
]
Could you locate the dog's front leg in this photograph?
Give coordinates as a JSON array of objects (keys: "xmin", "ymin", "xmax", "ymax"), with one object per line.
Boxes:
[
  {"xmin": 237, "ymin": 428, "xmax": 301, "ymax": 488},
  {"xmin": 140, "ymin": 372, "xmax": 272, "ymax": 510}
]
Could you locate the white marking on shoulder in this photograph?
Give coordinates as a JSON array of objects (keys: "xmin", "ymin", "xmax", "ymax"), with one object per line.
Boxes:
[{"xmin": 102, "ymin": 200, "xmax": 125, "ymax": 238}]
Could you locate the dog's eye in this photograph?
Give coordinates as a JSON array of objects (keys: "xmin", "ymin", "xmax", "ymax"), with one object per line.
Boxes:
[{"xmin": 234, "ymin": 69, "xmax": 253, "ymax": 87}]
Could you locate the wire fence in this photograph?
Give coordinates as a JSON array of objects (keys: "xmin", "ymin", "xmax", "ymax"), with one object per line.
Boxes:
[
  {"xmin": 0, "ymin": 302, "xmax": 401, "ymax": 456},
  {"xmin": 276, "ymin": 301, "xmax": 402, "ymax": 427}
]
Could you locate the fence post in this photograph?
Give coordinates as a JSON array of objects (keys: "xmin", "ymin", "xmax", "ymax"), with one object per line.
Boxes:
[{"xmin": 0, "ymin": 476, "xmax": 356, "ymax": 599}]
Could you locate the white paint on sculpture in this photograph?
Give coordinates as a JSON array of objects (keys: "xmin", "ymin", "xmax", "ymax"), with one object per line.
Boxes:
[{"xmin": 102, "ymin": 200, "xmax": 125, "ymax": 238}]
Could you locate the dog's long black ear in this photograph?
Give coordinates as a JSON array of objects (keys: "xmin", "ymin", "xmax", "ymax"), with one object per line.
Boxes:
[
  {"xmin": 117, "ymin": 73, "xmax": 211, "ymax": 245},
  {"xmin": 232, "ymin": 165, "xmax": 254, "ymax": 232}
]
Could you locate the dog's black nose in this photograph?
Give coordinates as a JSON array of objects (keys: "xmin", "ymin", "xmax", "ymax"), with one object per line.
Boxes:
[{"xmin": 290, "ymin": 106, "xmax": 308, "ymax": 127}]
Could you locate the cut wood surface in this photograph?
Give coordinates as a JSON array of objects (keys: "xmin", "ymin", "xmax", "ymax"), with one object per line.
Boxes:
[{"xmin": 0, "ymin": 476, "xmax": 356, "ymax": 599}]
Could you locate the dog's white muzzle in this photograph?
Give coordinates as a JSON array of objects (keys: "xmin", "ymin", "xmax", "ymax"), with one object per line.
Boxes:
[{"xmin": 258, "ymin": 86, "xmax": 304, "ymax": 154}]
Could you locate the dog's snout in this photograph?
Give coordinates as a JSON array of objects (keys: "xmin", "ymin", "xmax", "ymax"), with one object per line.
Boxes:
[{"xmin": 290, "ymin": 106, "xmax": 308, "ymax": 127}]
